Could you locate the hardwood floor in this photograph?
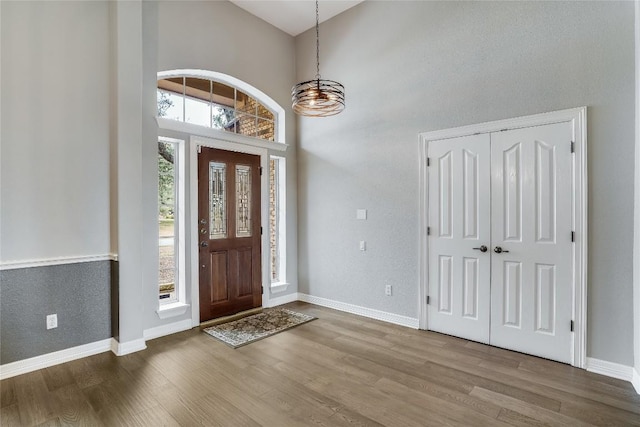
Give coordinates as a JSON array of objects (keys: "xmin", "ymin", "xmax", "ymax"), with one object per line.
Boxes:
[{"xmin": 2, "ymin": 302, "xmax": 640, "ymax": 426}]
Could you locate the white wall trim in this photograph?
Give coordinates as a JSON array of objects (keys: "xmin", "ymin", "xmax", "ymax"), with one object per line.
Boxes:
[
  {"xmin": 0, "ymin": 254, "xmax": 117, "ymax": 271},
  {"xmin": 632, "ymin": 367, "xmax": 640, "ymax": 394},
  {"xmin": 144, "ymin": 318, "xmax": 193, "ymax": 341},
  {"xmin": 298, "ymin": 293, "xmax": 420, "ymax": 329},
  {"xmin": 418, "ymin": 107, "xmax": 588, "ymax": 369},
  {"xmin": 586, "ymin": 357, "xmax": 636, "ymax": 383},
  {"xmin": 264, "ymin": 291, "xmax": 298, "ymax": 308},
  {"xmin": 110, "ymin": 338, "xmax": 147, "ymax": 356},
  {"xmin": 0, "ymin": 338, "xmax": 112, "ymax": 380}
]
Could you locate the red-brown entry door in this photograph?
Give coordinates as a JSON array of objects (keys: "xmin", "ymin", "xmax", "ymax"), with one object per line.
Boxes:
[{"xmin": 198, "ymin": 147, "xmax": 262, "ymax": 322}]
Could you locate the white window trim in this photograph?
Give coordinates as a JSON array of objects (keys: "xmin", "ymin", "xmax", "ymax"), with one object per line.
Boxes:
[
  {"xmin": 157, "ymin": 136, "xmax": 190, "ymax": 318},
  {"xmin": 157, "ymin": 117, "xmax": 287, "ymax": 153},
  {"xmin": 270, "ymin": 155, "xmax": 288, "ymax": 293},
  {"xmin": 157, "ymin": 69, "xmax": 287, "ymax": 145}
]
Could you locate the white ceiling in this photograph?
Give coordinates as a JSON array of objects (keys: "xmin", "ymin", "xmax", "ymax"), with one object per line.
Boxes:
[{"xmin": 229, "ymin": 1, "xmax": 364, "ymax": 37}]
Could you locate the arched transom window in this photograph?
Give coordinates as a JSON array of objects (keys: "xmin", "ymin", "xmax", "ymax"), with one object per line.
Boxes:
[{"xmin": 157, "ymin": 71, "xmax": 283, "ymax": 143}]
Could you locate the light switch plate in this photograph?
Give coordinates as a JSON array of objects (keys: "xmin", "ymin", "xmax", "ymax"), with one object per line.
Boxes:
[{"xmin": 356, "ymin": 209, "xmax": 367, "ymax": 220}]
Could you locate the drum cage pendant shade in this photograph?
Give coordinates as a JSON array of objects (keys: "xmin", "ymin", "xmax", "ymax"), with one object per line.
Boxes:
[{"xmin": 292, "ymin": 0, "xmax": 345, "ymax": 117}]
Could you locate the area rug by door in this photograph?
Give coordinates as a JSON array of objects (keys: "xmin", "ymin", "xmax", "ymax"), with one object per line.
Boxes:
[{"xmin": 203, "ymin": 308, "xmax": 316, "ymax": 348}]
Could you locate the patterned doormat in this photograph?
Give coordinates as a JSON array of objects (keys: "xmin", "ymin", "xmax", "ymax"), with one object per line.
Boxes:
[{"xmin": 203, "ymin": 308, "xmax": 316, "ymax": 348}]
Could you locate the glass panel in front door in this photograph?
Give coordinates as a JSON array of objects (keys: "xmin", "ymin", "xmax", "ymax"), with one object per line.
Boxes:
[
  {"xmin": 209, "ymin": 161, "xmax": 227, "ymax": 239},
  {"xmin": 236, "ymin": 165, "xmax": 252, "ymax": 237}
]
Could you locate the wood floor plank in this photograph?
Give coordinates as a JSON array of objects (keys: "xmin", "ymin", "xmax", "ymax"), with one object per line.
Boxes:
[
  {"xmin": 2, "ymin": 302, "xmax": 639, "ymax": 427},
  {"xmin": 0, "ymin": 377, "xmax": 17, "ymax": 408},
  {"xmin": 469, "ymin": 386, "xmax": 591, "ymax": 427},
  {"xmin": 13, "ymin": 371, "xmax": 60, "ymax": 426},
  {"xmin": 0, "ymin": 403, "xmax": 23, "ymax": 427}
]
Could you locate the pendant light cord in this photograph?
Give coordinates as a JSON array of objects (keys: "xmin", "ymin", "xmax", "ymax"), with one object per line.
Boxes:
[{"xmin": 315, "ymin": 0, "xmax": 320, "ymax": 80}]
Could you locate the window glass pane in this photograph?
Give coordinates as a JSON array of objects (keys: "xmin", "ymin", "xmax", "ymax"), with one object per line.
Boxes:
[
  {"xmin": 209, "ymin": 162, "xmax": 227, "ymax": 239},
  {"xmin": 213, "ymin": 82, "xmax": 235, "ymax": 108},
  {"xmin": 212, "ymin": 104, "xmax": 236, "ymax": 131},
  {"xmin": 269, "ymin": 159, "xmax": 279, "ymax": 282},
  {"xmin": 237, "ymin": 91, "xmax": 257, "ymax": 116},
  {"xmin": 185, "ymin": 78, "xmax": 211, "ymax": 102},
  {"xmin": 157, "ymin": 89, "xmax": 184, "ymax": 122},
  {"xmin": 258, "ymin": 104, "xmax": 274, "ymax": 121},
  {"xmin": 236, "ymin": 114, "xmax": 257, "ymax": 138},
  {"xmin": 236, "ymin": 165, "xmax": 252, "ymax": 238},
  {"xmin": 158, "ymin": 141, "xmax": 176, "ymax": 302},
  {"xmin": 257, "ymin": 119, "xmax": 275, "ymax": 141},
  {"xmin": 185, "ymin": 96, "xmax": 211, "ymax": 127}
]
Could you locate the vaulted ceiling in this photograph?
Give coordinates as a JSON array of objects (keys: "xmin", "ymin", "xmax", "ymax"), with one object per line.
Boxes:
[{"xmin": 229, "ymin": 1, "xmax": 364, "ymax": 36}]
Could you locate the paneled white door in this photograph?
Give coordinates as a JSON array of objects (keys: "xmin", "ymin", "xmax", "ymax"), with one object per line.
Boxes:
[
  {"xmin": 427, "ymin": 121, "xmax": 573, "ymax": 363},
  {"xmin": 427, "ymin": 134, "xmax": 492, "ymax": 343},
  {"xmin": 490, "ymin": 122, "xmax": 573, "ymax": 363}
]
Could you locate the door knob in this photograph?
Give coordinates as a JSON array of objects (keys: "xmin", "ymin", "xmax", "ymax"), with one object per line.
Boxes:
[
  {"xmin": 200, "ymin": 241, "xmax": 208, "ymax": 247},
  {"xmin": 200, "ymin": 219, "xmax": 206, "ymax": 225},
  {"xmin": 472, "ymin": 245, "xmax": 488, "ymax": 253},
  {"xmin": 494, "ymin": 246, "xmax": 509, "ymax": 254}
]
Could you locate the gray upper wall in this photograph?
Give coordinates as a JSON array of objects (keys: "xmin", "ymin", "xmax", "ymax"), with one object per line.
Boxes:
[{"xmin": 296, "ymin": 1, "xmax": 635, "ymax": 365}]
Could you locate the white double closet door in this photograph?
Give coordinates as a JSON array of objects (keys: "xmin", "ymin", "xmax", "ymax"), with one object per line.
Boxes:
[{"xmin": 427, "ymin": 122, "xmax": 573, "ymax": 364}]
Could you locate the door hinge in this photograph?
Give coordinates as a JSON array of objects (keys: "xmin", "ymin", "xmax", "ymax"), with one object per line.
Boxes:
[
  {"xmin": 262, "ymin": 287, "xmax": 264, "ymax": 295},
  {"xmin": 197, "ymin": 145, "xmax": 202, "ymax": 154},
  {"xmin": 427, "ymin": 158, "xmax": 430, "ymax": 167},
  {"xmin": 261, "ymin": 226, "xmax": 263, "ymax": 235},
  {"xmin": 427, "ymin": 295, "xmax": 431, "ymax": 305},
  {"xmin": 260, "ymin": 167, "xmax": 263, "ymax": 176},
  {"xmin": 571, "ymin": 141, "xmax": 575, "ymax": 153},
  {"xmin": 570, "ymin": 320, "xmax": 574, "ymax": 332},
  {"xmin": 427, "ymin": 226, "xmax": 431, "ymax": 236},
  {"xmin": 571, "ymin": 231, "xmax": 575, "ymax": 242}
]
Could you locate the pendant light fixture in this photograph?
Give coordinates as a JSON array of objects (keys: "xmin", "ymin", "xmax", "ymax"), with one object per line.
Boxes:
[{"xmin": 292, "ymin": 0, "xmax": 345, "ymax": 117}]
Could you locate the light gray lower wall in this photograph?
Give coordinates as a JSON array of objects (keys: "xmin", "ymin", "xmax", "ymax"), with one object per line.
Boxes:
[
  {"xmin": 296, "ymin": 1, "xmax": 635, "ymax": 365},
  {"xmin": 0, "ymin": 261, "xmax": 111, "ymax": 364}
]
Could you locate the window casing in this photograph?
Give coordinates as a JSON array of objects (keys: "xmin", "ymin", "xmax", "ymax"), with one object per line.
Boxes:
[{"xmin": 158, "ymin": 137, "xmax": 186, "ymax": 309}]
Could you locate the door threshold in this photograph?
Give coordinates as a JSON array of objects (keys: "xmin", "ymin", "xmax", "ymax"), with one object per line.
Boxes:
[{"xmin": 199, "ymin": 307, "xmax": 263, "ymax": 328}]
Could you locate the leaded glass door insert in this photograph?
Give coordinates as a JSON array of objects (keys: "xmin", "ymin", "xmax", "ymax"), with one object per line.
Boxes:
[
  {"xmin": 209, "ymin": 162, "xmax": 227, "ymax": 239},
  {"xmin": 236, "ymin": 165, "xmax": 252, "ymax": 238}
]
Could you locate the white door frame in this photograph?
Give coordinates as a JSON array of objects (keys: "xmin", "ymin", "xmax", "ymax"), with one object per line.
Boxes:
[
  {"xmin": 189, "ymin": 135, "xmax": 270, "ymax": 327},
  {"xmin": 419, "ymin": 107, "xmax": 587, "ymax": 368}
]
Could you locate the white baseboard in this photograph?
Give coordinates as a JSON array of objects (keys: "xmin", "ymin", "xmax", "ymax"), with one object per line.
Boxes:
[
  {"xmin": 110, "ymin": 337, "xmax": 147, "ymax": 356},
  {"xmin": 632, "ymin": 367, "xmax": 640, "ymax": 394},
  {"xmin": 0, "ymin": 338, "xmax": 112, "ymax": 380},
  {"xmin": 297, "ymin": 293, "xmax": 420, "ymax": 329},
  {"xmin": 144, "ymin": 318, "xmax": 193, "ymax": 341},
  {"xmin": 586, "ymin": 357, "xmax": 635, "ymax": 382},
  {"xmin": 265, "ymin": 292, "xmax": 299, "ymax": 308}
]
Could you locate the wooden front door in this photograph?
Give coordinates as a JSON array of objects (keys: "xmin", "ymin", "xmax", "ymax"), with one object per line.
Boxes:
[{"xmin": 198, "ymin": 147, "xmax": 262, "ymax": 322}]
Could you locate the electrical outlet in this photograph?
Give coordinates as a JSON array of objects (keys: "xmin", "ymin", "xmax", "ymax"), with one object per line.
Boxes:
[
  {"xmin": 385, "ymin": 285, "xmax": 392, "ymax": 296},
  {"xmin": 359, "ymin": 240, "xmax": 366, "ymax": 251},
  {"xmin": 46, "ymin": 314, "xmax": 57, "ymax": 330}
]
